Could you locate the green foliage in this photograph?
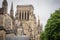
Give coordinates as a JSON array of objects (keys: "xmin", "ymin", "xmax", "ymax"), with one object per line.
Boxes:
[
  {"xmin": 40, "ymin": 31, "xmax": 46, "ymax": 40},
  {"xmin": 40, "ymin": 9, "xmax": 60, "ymax": 40}
]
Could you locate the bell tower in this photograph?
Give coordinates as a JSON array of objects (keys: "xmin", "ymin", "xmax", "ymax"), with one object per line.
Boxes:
[{"xmin": 2, "ymin": 0, "xmax": 8, "ymax": 14}]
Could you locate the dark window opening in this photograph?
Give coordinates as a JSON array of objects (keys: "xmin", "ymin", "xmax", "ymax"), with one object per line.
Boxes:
[
  {"xmin": 25, "ymin": 12, "xmax": 26, "ymax": 20},
  {"xmin": 19, "ymin": 12, "xmax": 21, "ymax": 20},
  {"xmin": 22, "ymin": 12, "xmax": 23, "ymax": 20},
  {"xmin": 27, "ymin": 11, "xmax": 29, "ymax": 20}
]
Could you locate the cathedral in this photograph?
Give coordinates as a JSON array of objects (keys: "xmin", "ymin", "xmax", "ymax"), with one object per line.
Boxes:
[{"xmin": 0, "ymin": 0, "xmax": 42, "ymax": 40}]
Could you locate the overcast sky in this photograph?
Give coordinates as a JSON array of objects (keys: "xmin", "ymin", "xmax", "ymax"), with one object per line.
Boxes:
[{"xmin": 0, "ymin": 0, "xmax": 60, "ymax": 29}]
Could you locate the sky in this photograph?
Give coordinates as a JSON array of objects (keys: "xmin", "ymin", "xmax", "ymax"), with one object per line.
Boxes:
[{"xmin": 0, "ymin": 0, "xmax": 60, "ymax": 30}]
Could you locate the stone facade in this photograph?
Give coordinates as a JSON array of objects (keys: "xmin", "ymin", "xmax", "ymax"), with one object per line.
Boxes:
[
  {"xmin": 0, "ymin": 0, "xmax": 42, "ymax": 40},
  {"xmin": 15, "ymin": 5, "xmax": 42, "ymax": 40}
]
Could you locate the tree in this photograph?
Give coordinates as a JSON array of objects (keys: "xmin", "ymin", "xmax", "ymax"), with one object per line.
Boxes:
[
  {"xmin": 40, "ymin": 31, "xmax": 46, "ymax": 40},
  {"xmin": 45, "ymin": 9, "xmax": 60, "ymax": 40},
  {"xmin": 40, "ymin": 9, "xmax": 60, "ymax": 40}
]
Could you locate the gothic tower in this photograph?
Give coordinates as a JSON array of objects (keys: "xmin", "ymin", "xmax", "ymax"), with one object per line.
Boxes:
[
  {"xmin": 2, "ymin": 0, "xmax": 8, "ymax": 14},
  {"xmin": 10, "ymin": 2, "xmax": 14, "ymax": 19}
]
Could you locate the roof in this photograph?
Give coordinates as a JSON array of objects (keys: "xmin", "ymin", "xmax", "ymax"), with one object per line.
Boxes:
[{"xmin": 17, "ymin": 5, "xmax": 34, "ymax": 10}]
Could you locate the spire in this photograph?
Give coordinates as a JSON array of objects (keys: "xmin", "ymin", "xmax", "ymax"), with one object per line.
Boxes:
[
  {"xmin": 38, "ymin": 16, "xmax": 41, "ymax": 34},
  {"xmin": 38, "ymin": 16, "xmax": 40, "ymax": 26},
  {"xmin": 40, "ymin": 24, "xmax": 43, "ymax": 32},
  {"xmin": 11, "ymin": 2, "xmax": 13, "ymax": 11},
  {"xmin": 10, "ymin": 1, "xmax": 14, "ymax": 19}
]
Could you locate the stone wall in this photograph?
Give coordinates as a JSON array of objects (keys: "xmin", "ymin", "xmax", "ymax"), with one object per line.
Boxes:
[{"xmin": 6, "ymin": 35, "xmax": 30, "ymax": 40}]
